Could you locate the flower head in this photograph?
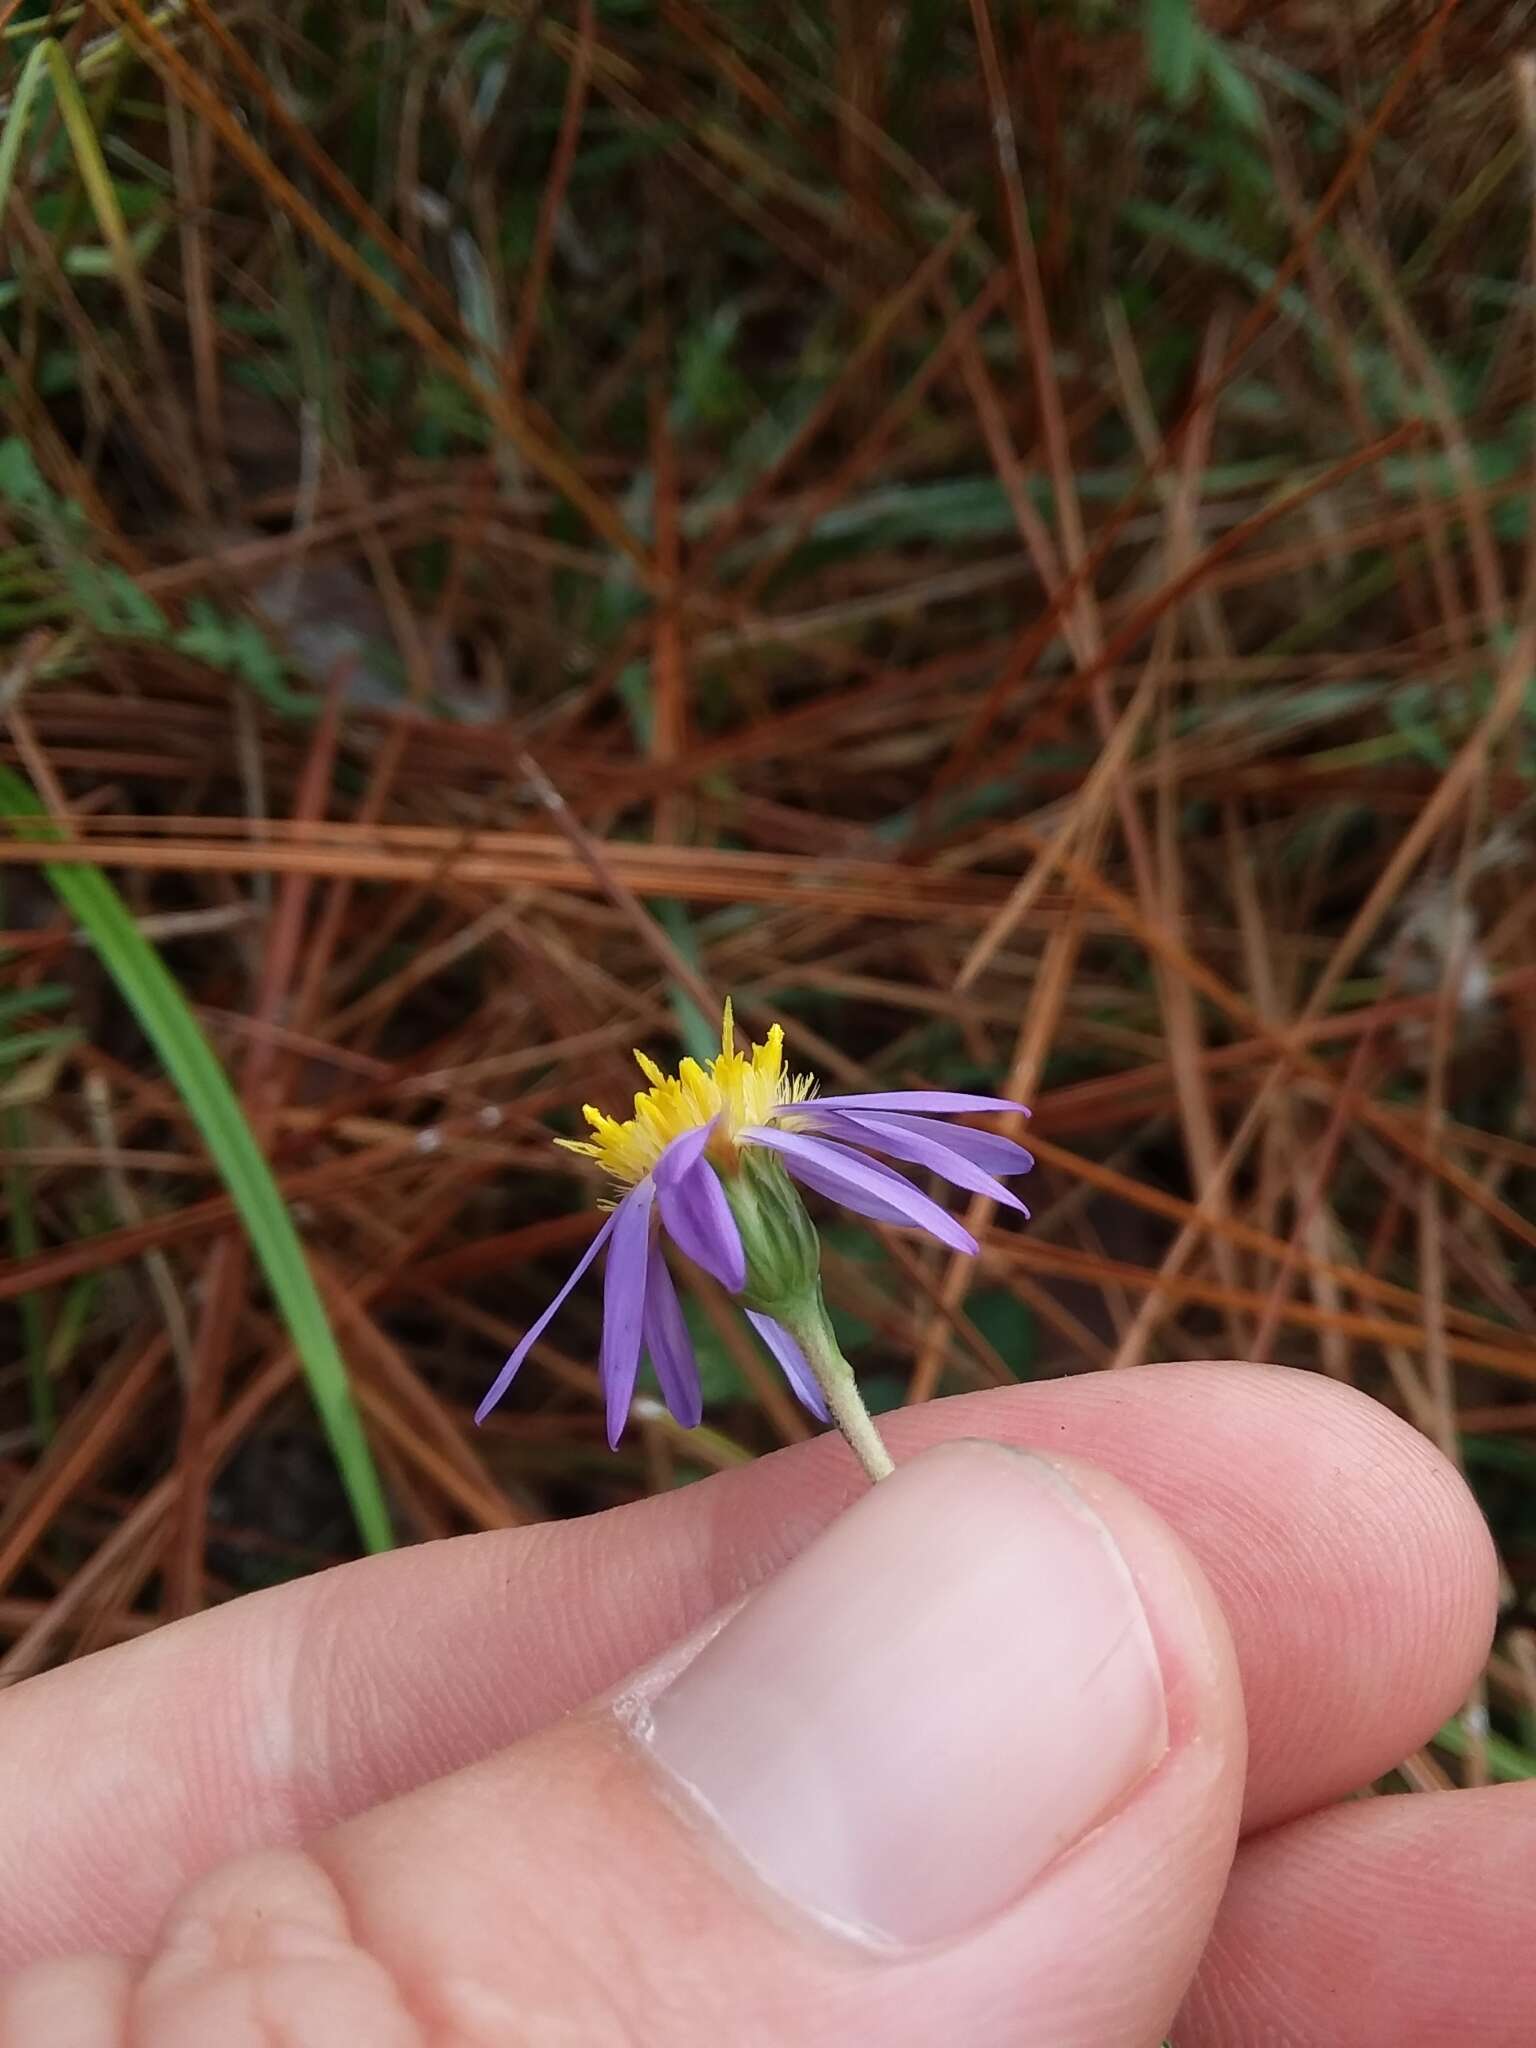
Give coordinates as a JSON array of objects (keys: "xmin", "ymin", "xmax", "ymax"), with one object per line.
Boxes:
[
  {"xmin": 476, "ymin": 1000, "xmax": 1032, "ymax": 1445},
  {"xmin": 558, "ymin": 998, "xmax": 813, "ymax": 1188}
]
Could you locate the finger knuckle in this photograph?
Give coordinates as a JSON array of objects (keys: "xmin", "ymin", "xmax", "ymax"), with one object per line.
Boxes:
[
  {"xmin": 0, "ymin": 1953, "xmax": 137, "ymax": 2048},
  {"xmin": 130, "ymin": 1846, "xmax": 427, "ymax": 2048}
]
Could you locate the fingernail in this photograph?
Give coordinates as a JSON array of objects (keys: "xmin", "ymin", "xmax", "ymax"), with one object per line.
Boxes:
[{"xmin": 638, "ymin": 1441, "xmax": 1167, "ymax": 1947}]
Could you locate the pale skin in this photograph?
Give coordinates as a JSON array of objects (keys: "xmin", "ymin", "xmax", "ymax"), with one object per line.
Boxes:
[{"xmin": 0, "ymin": 1361, "xmax": 1525, "ymax": 2046}]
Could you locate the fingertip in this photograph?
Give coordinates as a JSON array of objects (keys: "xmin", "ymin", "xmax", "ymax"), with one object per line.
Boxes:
[
  {"xmin": 1180, "ymin": 1783, "xmax": 1536, "ymax": 2047},
  {"xmin": 1163, "ymin": 1364, "xmax": 1499, "ymax": 1821},
  {"xmin": 910, "ymin": 1362, "xmax": 1498, "ymax": 1830}
]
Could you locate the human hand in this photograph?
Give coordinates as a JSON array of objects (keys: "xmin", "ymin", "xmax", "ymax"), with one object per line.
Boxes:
[{"xmin": 0, "ymin": 1363, "xmax": 1515, "ymax": 2046}]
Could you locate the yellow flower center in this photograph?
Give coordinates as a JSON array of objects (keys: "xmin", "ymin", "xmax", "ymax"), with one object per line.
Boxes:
[{"xmin": 558, "ymin": 999, "xmax": 815, "ymax": 1189}]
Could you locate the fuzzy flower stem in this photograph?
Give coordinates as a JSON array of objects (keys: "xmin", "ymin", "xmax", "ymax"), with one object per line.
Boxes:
[{"xmin": 784, "ymin": 1304, "xmax": 895, "ymax": 1484}]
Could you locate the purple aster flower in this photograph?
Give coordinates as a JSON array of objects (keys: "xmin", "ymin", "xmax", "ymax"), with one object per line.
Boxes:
[{"xmin": 476, "ymin": 1001, "xmax": 1032, "ymax": 1462}]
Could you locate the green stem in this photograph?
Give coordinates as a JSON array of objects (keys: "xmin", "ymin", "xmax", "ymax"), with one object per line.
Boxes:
[{"xmin": 787, "ymin": 1301, "xmax": 894, "ymax": 1484}]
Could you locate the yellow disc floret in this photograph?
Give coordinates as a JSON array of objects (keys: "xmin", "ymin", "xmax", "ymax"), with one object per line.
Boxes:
[{"xmin": 558, "ymin": 998, "xmax": 815, "ymax": 1188}]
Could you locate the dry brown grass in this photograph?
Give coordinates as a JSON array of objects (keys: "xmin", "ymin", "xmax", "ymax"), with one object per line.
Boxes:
[{"xmin": 0, "ymin": 1, "xmax": 1533, "ymax": 1781}]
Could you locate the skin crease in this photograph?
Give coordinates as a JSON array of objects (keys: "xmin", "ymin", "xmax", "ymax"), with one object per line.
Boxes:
[{"xmin": 0, "ymin": 1362, "xmax": 1519, "ymax": 2046}]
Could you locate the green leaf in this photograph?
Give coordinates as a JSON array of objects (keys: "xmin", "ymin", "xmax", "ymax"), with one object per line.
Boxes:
[
  {"xmin": 0, "ymin": 39, "xmax": 51, "ymax": 231},
  {"xmin": 0, "ymin": 435, "xmax": 56, "ymax": 518},
  {"xmin": 41, "ymin": 43, "xmax": 154, "ymax": 308},
  {"xmin": 172, "ymin": 599, "xmax": 309, "ymax": 708},
  {"xmin": 827, "ymin": 1296, "xmax": 875, "ymax": 1353},
  {"xmin": 676, "ymin": 306, "xmax": 753, "ymax": 430},
  {"xmin": 0, "ymin": 981, "xmax": 71, "ymax": 1025},
  {"xmin": 3, "ymin": 1104, "xmax": 53, "ymax": 1443},
  {"xmin": 0, "ymin": 1022, "xmax": 81, "ymax": 1067},
  {"xmin": 0, "ymin": 766, "xmax": 393, "ymax": 1552},
  {"xmin": 1386, "ymin": 682, "xmax": 1453, "ymax": 769},
  {"xmin": 963, "ymin": 1287, "xmax": 1038, "ymax": 1379},
  {"xmin": 1202, "ymin": 38, "xmax": 1264, "ymax": 132},
  {"xmin": 1432, "ymin": 1715, "xmax": 1536, "ymax": 1784},
  {"xmin": 62, "ymin": 558, "xmax": 168, "ymax": 638},
  {"xmin": 680, "ymin": 1294, "xmax": 747, "ymax": 1406},
  {"xmin": 856, "ymin": 1372, "xmax": 907, "ymax": 1415},
  {"xmin": 1143, "ymin": 0, "xmax": 1200, "ymax": 107},
  {"xmin": 649, "ymin": 899, "xmax": 717, "ymax": 1066}
]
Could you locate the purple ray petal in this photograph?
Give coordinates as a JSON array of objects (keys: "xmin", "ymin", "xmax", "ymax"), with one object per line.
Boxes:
[
  {"xmin": 819, "ymin": 1108, "xmax": 1034, "ymax": 1178},
  {"xmin": 654, "ymin": 1122, "xmax": 746, "ymax": 1293},
  {"xmin": 743, "ymin": 1128, "xmax": 926, "ymax": 1224},
  {"xmin": 790, "ymin": 1108, "xmax": 1030, "ymax": 1214},
  {"xmin": 745, "ymin": 1310, "xmax": 830, "ymax": 1422},
  {"xmin": 642, "ymin": 1243, "xmax": 703, "ymax": 1429},
  {"xmin": 741, "ymin": 1127, "xmax": 979, "ymax": 1256},
  {"xmin": 474, "ymin": 1208, "xmax": 619, "ymax": 1424},
  {"xmin": 790, "ymin": 1090, "xmax": 1031, "ymax": 1117},
  {"xmin": 600, "ymin": 1181, "xmax": 656, "ymax": 1447}
]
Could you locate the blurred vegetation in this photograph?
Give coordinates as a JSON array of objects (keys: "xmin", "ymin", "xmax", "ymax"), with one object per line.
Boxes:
[{"xmin": 1, "ymin": 0, "xmax": 1534, "ymax": 1815}]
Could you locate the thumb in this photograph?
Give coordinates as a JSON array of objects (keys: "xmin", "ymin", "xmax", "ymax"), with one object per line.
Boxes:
[{"xmin": 56, "ymin": 1442, "xmax": 1243, "ymax": 2047}]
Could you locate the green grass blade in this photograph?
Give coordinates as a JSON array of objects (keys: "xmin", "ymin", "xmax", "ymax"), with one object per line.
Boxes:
[
  {"xmin": 39, "ymin": 40, "xmax": 160, "ymax": 354},
  {"xmin": 0, "ymin": 982, "xmax": 72, "ymax": 1024},
  {"xmin": 3, "ymin": 1104, "xmax": 54, "ymax": 1444},
  {"xmin": 1433, "ymin": 1716, "xmax": 1536, "ymax": 1784},
  {"xmin": 0, "ymin": 767, "xmax": 393, "ymax": 1551},
  {"xmin": 0, "ymin": 39, "xmax": 51, "ymax": 224},
  {"xmin": 0, "ymin": 1022, "xmax": 81, "ymax": 1067},
  {"xmin": 1142, "ymin": 0, "xmax": 1200, "ymax": 106}
]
